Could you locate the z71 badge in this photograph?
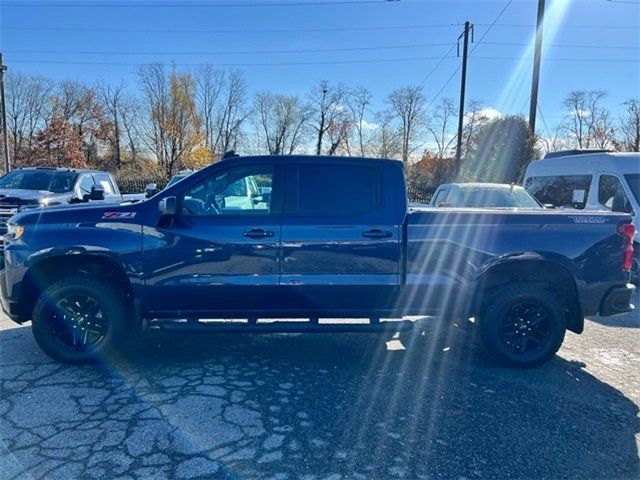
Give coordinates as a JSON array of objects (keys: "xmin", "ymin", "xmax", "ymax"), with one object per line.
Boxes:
[{"xmin": 102, "ymin": 212, "xmax": 137, "ymax": 219}]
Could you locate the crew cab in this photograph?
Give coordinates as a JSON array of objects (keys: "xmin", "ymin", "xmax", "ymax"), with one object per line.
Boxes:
[
  {"xmin": 0, "ymin": 167, "xmax": 123, "ymax": 245},
  {"xmin": 1, "ymin": 155, "xmax": 635, "ymax": 367}
]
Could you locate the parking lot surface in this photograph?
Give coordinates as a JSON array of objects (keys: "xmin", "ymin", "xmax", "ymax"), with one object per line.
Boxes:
[{"xmin": 1, "ymin": 298, "xmax": 639, "ymax": 480}]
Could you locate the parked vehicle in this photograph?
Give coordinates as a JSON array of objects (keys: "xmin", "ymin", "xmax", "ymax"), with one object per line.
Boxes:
[
  {"xmin": 1, "ymin": 155, "xmax": 635, "ymax": 367},
  {"xmin": 524, "ymin": 149, "xmax": 640, "ymax": 284},
  {"xmin": 431, "ymin": 183, "xmax": 542, "ymax": 209},
  {"xmin": 121, "ymin": 170, "xmax": 196, "ymax": 203},
  {"xmin": 0, "ymin": 167, "xmax": 123, "ymax": 247}
]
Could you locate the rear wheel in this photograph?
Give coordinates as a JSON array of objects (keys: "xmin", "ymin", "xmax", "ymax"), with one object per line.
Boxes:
[
  {"xmin": 479, "ymin": 284, "xmax": 566, "ymax": 368},
  {"xmin": 32, "ymin": 275, "xmax": 128, "ymax": 364}
]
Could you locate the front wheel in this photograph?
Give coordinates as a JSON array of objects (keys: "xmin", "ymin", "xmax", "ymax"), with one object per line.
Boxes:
[
  {"xmin": 32, "ymin": 275, "xmax": 128, "ymax": 364},
  {"xmin": 479, "ymin": 285, "xmax": 566, "ymax": 368}
]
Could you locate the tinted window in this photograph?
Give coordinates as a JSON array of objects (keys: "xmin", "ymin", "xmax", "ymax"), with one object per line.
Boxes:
[
  {"xmin": 298, "ymin": 164, "xmax": 380, "ymax": 216},
  {"xmin": 0, "ymin": 170, "xmax": 77, "ymax": 193},
  {"xmin": 525, "ymin": 175, "xmax": 592, "ymax": 209},
  {"xmin": 182, "ymin": 165, "xmax": 274, "ymax": 216},
  {"xmin": 598, "ymin": 175, "xmax": 628, "ymax": 209},
  {"xmin": 94, "ymin": 173, "xmax": 115, "ymax": 194},
  {"xmin": 624, "ymin": 173, "xmax": 640, "ymax": 204}
]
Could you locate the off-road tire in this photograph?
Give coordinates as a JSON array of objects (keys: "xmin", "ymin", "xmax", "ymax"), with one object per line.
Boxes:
[
  {"xmin": 32, "ymin": 274, "xmax": 128, "ymax": 365},
  {"xmin": 479, "ymin": 284, "xmax": 566, "ymax": 368}
]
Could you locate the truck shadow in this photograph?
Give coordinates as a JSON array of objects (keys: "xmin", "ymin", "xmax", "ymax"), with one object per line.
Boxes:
[{"xmin": 1, "ymin": 319, "xmax": 638, "ymax": 479}]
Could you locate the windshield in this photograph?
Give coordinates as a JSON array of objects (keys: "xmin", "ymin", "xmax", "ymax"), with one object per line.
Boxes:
[
  {"xmin": 459, "ymin": 187, "xmax": 541, "ymax": 208},
  {"xmin": 0, "ymin": 170, "xmax": 78, "ymax": 194},
  {"xmin": 167, "ymin": 172, "xmax": 191, "ymax": 187},
  {"xmin": 624, "ymin": 174, "xmax": 640, "ymax": 204}
]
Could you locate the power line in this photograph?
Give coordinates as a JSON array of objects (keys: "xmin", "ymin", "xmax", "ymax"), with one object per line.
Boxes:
[
  {"xmin": 424, "ymin": 0, "xmax": 513, "ymax": 111},
  {"xmin": 8, "ymin": 55, "xmax": 458, "ymax": 67},
  {"xmin": 2, "ymin": 23, "xmax": 637, "ymax": 34},
  {"xmin": 3, "ymin": 43, "xmax": 456, "ymax": 56},
  {"xmin": 7, "ymin": 56, "xmax": 636, "ymax": 67},
  {"xmin": 1, "ymin": 0, "xmax": 393, "ymax": 7},
  {"xmin": 483, "ymin": 41, "xmax": 640, "ymax": 50}
]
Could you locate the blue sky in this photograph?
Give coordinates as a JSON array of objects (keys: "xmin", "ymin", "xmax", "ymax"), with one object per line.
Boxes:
[{"xmin": 1, "ymin": 0, "xmax": 639, "ymax": 126}]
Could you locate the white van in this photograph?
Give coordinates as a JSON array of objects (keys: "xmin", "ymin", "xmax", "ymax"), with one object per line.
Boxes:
[{"xmin": 523, "ymin": 150, "xmax": 639, "ymax": 283}]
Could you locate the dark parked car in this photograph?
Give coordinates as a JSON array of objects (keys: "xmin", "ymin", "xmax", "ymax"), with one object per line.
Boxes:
[
  {"xmin": 0, "ymin": 167, "xmax": 123, "ymax": 245},
  {"xmin": 1, "ymin": 155, "xmax": 635, "ymax": 367}
]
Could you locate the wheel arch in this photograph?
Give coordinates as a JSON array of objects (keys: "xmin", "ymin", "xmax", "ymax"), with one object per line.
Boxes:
[
  {"xmin": 18, "ymin": 254, "xmax": 135, "ymax": 322},
  {"xmin": 472, "ymin": 257, "xmax": 584, "ymax": 334}
]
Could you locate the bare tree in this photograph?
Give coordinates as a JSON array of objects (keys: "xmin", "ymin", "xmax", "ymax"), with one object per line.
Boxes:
[
  {"xmin": 386, "ymin": 85, "xmax": 425, "ymax": 163},
  {"xmin": 212, "ymin": 70, "xmax": 248, "ymax": 156},
  {"xmin": 195, "ymin": 65, "xmax": 225, "ymax": 152},
  {"xmin": 562, "ymin": 90, "xmax": 610, "ymax": 149},
  {"xmin": 51, "ymin": 80, "xmax": 105, "ymax": 165},
  {"xmin": 307, "ymin": 80, "xmax": 349, "ymax": 155},
  {"xmin": 97, "ymin": 81, "xmax": 127, "ymax": 169},
  {"xmin": 5, "ymin": 72, "xmax": 52, "ymax": 164},
  {"xmin": 461, "ymin": 100, "xmax": 489, "ymax": 160},
  {"xmin": 347, "ymin": 86, "xmax": 373, "ymax": 157},
  {"xmin": 120, "ymin": 96, "xmax": 142, "ymax": 164},
  {"xmin": 619, "ymin": 98, "xmax": 640, "ymax": 152},
  {"xmin": 425, "ymin": 97, "xmax": 457, "ymax": 159},
  {"xmin": 138, "ymin": 64, "xmax": 201, "ymax": 178},
  {"xmin": 370, "ymin": 110, "xmax": 402, "ymax": 160},
  {"xmin": 254, "ymin": 92, "xmax": 309, "ymax": 155}
]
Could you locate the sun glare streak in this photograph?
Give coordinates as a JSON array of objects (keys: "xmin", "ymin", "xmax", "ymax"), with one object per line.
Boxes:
[{"xmin": 493, "ymin": 0, "xmax": 573, "ymax": 113}]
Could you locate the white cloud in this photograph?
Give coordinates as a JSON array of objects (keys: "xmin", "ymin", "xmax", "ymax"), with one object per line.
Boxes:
[
  {"xmin": 477, "ymin": 108, "xmax": 502, "ymax": 120},
  {"xmin": 360, "ymin": 119, "xmax": 379, "ymax": 131}
]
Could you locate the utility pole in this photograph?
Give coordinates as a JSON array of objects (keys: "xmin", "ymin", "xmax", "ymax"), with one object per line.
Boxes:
[
  {"xmin": 529, "ymin": 0, "xmax": 545, "ymax": 135},
  {"xmin": 0, "ymin": 53, "xmax": 10, "ymax": 173},
  {"xmin": 455, "ymin": 21, "xmax": 473, "ymax": 167}
]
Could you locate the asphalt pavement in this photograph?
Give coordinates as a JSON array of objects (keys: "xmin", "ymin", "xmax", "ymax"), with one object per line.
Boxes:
[{"xmin": 1, "ymin": 297, "xmax": 639, "ymax": 480}]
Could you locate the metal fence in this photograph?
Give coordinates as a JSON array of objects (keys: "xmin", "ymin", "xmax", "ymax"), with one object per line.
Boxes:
[
  {"xmin": 407, "ymin": 185, "xmax": 437, "ymax": 204},
  {"xmin": 117, "ymin": 178, "xmax": 167, "ymax": 194}
]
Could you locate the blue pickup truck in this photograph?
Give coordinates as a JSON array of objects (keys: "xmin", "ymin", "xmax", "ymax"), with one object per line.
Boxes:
[{"xmin": 1, "ymin": 155, "xmax": 635, "ymax": 367}]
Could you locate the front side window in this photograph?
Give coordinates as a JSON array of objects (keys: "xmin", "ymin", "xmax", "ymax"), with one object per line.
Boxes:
[
  {"xmin": 78, "ymin": 175, "xmax": 96, "ymax": 196},
  {"xmin": 181, "ymin": 165, "xmax": 274, "ymax": 216},
  {"xmin": 297, "ymin": 164, "xmax": 381, "ymax": 216},
  {"xmin": 432, "ymin": 188, "xmax": 450, "ymax": 207},
  {"xmin": 94, "ymin": 173, "xmax": 115, "ymax": 194},
  {"xmin": 525, "ymin": 175, "xmax": 592, "ymax": 209}
]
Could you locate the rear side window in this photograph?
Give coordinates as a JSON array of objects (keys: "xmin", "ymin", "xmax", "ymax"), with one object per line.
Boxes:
[
  {"xmin": 598, "ymin": 175, "xmax": 627, "ymax": 209},
  {"xmin": 525, "ymin": 175, "xmax": 592, "ymax": 209},
  {"xmin": 297, "ymin": 164, "xmax": 381, "ymax": 216}
]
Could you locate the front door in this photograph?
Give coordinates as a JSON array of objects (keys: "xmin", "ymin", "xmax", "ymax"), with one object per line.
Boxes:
[{"xmin": 143, "ymin": 163, "xmax": 282, "ymax": 316}]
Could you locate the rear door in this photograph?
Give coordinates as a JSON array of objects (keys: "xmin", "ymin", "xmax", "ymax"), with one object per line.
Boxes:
[{"xmin": 279, "ymin": 161, "xmax": 401, "ymax": 314}]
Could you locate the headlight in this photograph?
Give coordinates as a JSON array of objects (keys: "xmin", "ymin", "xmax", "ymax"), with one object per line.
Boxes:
[{"xmin": 6, "ymin": 223, "xmax": 24, "ymax": 240}]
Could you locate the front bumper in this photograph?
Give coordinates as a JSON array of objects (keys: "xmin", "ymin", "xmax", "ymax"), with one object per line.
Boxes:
[
  {"xmin": 0, "ymin": 267, "xmax": 22, "ymax": 323},
  {"xmin": 599, "ymin": 284, "xmax": 636, "ymax": 317}
]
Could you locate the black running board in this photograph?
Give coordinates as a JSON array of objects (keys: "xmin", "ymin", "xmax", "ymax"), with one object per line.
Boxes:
[{"xmin": 148, "ymin": 319, "xmax": 414, "ymax": 334}]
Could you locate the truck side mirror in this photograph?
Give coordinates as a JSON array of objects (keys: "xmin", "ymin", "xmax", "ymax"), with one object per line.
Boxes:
[
  {"xmin": 145, "ymin": 183, "xmax": 158, "ymax": 198},
  {"xmin": 612, "ymin": 195, "xmax": 632, "ymax": 214},
  {"xmin": 89, "ymin": 185, "xmax": 105, "ymax": 201},
  {"xmin": 159, "ymin": 196, "xmax": 177, "ymax": 216}
]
